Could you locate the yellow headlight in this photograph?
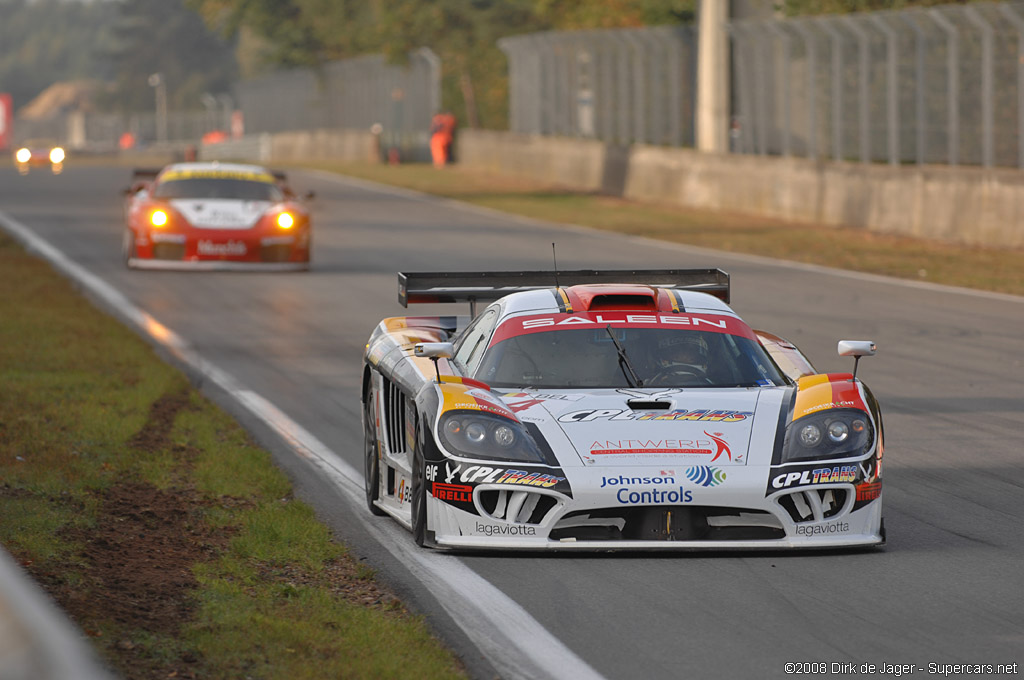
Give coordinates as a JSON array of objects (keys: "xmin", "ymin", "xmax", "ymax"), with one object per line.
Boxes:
[
  {"xmin": 49, "ymin": 147, "xmax": 65, "ymax": 164},
  {"xmin": 277, "ymin": 212, "xmax": 294, "ymax": 229},
  {"xmin": 15, "ymin": 148, "xmax": 31, "ymax": 163},
  {"xmin": 150, "ymin": 209, "xmax": 168, "ymax": 227}
]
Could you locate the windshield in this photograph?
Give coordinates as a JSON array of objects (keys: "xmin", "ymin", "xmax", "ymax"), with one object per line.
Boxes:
[
  {"xmin": 153, "ymin": 178, "xmax": 283, "ymax": 201},
  {"xmin": 474, "ymin": 326, "xmax": 787, "ymax": 389}
]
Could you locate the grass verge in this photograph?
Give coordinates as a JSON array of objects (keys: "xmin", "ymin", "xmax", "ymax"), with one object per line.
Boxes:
[
  {"xmin": 299, "ymin": 160, "xmax": 1024, "ymax": 297},
  {"xmin": 0, "ymin": 230, "xmax": 466, "ymax": 680}
]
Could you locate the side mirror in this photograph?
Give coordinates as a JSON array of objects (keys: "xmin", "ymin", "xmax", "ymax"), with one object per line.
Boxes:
[
  {"xmin": 838, "ymin": 340, "xmax": 876, "ymax": 357},
  {"xmin": 837, "ymin": 340, "xmax": 876, "ymax": 379},
  {"xmin": 415, "ymin": 342, "xmax": 455, "ymax": 383},
  {"xmin": 415, "ymin": 342, "xmax": 454, "ymax": 359}
]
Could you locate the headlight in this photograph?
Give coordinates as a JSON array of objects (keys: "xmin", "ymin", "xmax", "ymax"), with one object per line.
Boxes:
[
  {"xmin": 276, "ymin": 212, "xmax": 294, "ymax": 229},
  {"xmin": 49, "ymin": 147, "xmax": 65, "ymax": 164},
  {"xmin": 15, "ymin": 148, "xmax": 31, "ymax": 163},
  {"xmin": 782, "ymin": 409, "xmax": 873, "ymax": 463},
  {"xmin": 438, "ymin": 410, "xmax": 546, "ymax": 463},
  {"xmin": 150, "ymin": 209, "xmax": 168, "ymax": 227}
]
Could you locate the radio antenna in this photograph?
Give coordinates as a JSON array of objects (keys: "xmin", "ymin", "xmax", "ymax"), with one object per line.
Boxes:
[{"xmin": 552, "ymin": 242, "xmax": 560, "ymax": 288}]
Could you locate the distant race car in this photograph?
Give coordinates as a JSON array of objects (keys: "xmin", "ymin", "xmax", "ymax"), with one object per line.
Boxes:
[
  {"xmin": 122, "ymin": 161, "xmax": 313, "ymax": 270},
  {"xmin": 361, "ymin": 269, "xmax": 885, "ymax": 551},
  {"xmin": 13, "ymin": 139, "xmax": 65, "ymax": 175}
]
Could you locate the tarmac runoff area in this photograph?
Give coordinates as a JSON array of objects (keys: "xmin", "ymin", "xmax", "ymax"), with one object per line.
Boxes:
[{"xmin": 0, "ymin": 547, "xmax": 113, "ymax": 680}]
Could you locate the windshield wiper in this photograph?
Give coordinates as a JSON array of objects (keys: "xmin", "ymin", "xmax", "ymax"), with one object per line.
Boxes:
[{"xmin": 605, "ymin": 325, "xmax": 642, "ymax": 388}]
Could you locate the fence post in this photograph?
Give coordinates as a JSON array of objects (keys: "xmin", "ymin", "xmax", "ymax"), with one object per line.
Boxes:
[
  {"xmin": 869, "ymin": 14, "xmax": 900, "ymax": 166},
  {"xmin": 650, "ymin": 27, "xmax": 679, "ymax": 146},
  {"xmin": 929, "ymin": 9, "xmax": 959, "ymax": 166},
  {"xmin": 962, "ymin": 6, "xmax": 994, "ymax": 168},
  {"xmin": 765, "ymin": 21, "xmax": 792, "ymax": 157},
  {"xmin": 793, "ymin": 19, "xmax": 818, "ymax": 159},
  {"xmin": 999, "ymin": 3, "xmax": 1024, "ymax": 169},
  {"xmin": 841, "ymin": 16, "xmax": 871, "ymax": 164},
  {"xmin": 816, "ymin": 18, "xmax": 845, "ymax": 162},
  {"xmin": 901, "ymin": 12, "xmax": 927, "ymax": 165}
]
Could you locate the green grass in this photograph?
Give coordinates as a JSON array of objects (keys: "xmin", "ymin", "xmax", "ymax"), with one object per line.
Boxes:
[
  {"xmin": 0, "ymin": 231, "xmax": 466, "ymax": 679},
  {"xmin": 299, "ymin": 160, "xmax": 1024, "ymax": 297}
]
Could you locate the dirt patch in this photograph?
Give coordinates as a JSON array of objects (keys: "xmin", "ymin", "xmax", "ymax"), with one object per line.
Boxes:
[
  {"xmin": 53, "ymin": 480, "xmax": 223, "ymax": 679},
  {"xmin": 14, "ymin": 386, "xmax": 411, "ymax": 679},
  {"xmin": 127, "ymin": 389, "xmax": 193, "ymax": 453}
]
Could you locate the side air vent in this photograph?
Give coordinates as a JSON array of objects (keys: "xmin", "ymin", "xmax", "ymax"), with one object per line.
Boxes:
[
  {"xmin": 777, "ymin": 488, "xmax": 848, "ymax": 523},
  {"xmin": 381, "ymin": 377, "xmax": 409, "ymax": 455},
  {"xmin": 477, "ymin": 489, "xmax": 561, "ymax": 526}
]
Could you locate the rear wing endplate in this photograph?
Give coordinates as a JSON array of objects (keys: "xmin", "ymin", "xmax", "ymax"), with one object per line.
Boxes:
[{"xmin": 399, "ymin": 269, "xmax": 730, "ymax": 314}]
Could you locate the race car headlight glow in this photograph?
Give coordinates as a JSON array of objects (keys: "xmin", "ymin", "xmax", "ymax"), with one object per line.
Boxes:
[
  {"xmin": 438, "ymin": 410, "xmax": 545, "ymax": 463},
  {"xmin": 15, "ymin": 148, "xmax": 31, "ymax": 163},
  {"xmin": 49, "ymin": 147, "xmax": 65, "ymax": 164},
  {"xmin": 150, "ymin": 209, "xmax": 168, "ymax": 227},
  {"xmin": 783, "ymin": 409, "xmax": 873, "ymax": 463},
  {"xmin": 276, "ymin": 212, "xmax": 294, "ymax": 229}
]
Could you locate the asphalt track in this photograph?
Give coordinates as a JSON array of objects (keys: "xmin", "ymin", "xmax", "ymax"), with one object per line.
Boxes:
[{"xmin": 1, "ymin": 164, "xmax": 1022, "ymax": 680}]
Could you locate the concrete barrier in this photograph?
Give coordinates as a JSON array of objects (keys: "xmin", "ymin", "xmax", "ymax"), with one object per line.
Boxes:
[
  {"xmin": 453, "ymin": 129, "xmax": 1024, "ymax": 249},
  {"xmin": 0, "ymin": 548, "xmax": 113, "ymax": 680}
]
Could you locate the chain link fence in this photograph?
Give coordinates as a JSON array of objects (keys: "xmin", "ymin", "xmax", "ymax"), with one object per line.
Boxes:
[
  {"xmin": 499, "ymin": 26, "xmax": 698, "ymax": 147},
  {"xmin": 730, "ymin": 0, "xmax": 1024, "ymax": 168},
  {"xmin": 235, "ymin": 49, "xmax": 440, "ymax": 159}
]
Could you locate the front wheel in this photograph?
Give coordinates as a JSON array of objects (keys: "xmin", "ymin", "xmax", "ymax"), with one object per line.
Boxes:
[
  {"xmin": 363, "ymin": 391, "xmax": 386, "ymax": 516},
  {"xmin": 121, "ymin": 229, "xmax": 135, "ymax": 267},
  {"xmin": 411, "ymin": 422, "xmax": 429, "ymax": 547}
]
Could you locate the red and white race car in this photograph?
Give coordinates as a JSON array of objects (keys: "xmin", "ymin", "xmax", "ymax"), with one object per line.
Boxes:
[{"xmin": 122, "ymin": 162, "xmax": 313, "ymax": 271}]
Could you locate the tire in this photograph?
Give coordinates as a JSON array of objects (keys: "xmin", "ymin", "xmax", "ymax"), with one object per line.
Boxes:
[
  {"xmin": 411, "ymin": 421, "xmax": 429, "ymax": 547},
  {"xmin": 121, "ymin": 229, "xmax": 135, "ymax": 267},
  {"xmin": 363, "ymin": 391, "xmax": 386, "ymax": 516}
]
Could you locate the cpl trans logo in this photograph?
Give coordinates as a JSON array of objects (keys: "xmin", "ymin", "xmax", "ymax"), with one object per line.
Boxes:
[
  {"xmin": 771, "ymin": 465, "xmax": 857, "ymax": 489},
  {"xmin": 558, "ymin": 408, "xmax": 752, "ymax": 423}
]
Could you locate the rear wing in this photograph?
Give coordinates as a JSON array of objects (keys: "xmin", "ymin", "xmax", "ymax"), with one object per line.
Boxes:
[
  {"xmin": 130, "ymin": 167, "xmax": 162, "ymax": 181},
  {"xmin": 399, "ymin": 269, "xmax": 730, "ymax": 314}
]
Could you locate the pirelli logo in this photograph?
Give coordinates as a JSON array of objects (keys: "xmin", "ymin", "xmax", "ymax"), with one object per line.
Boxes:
[
  {"xmin": 856, "ymin": 481, "xmax": 882, "ymax": 502},
  {"xmin": 432, "ymin": 482, "xmax": 472, "ymax": 503}
]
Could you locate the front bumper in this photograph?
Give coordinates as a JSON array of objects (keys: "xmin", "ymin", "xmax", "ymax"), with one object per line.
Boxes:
[{"xmin": 425, "ymin": 464, "xmax": 884, "ymax": 551}]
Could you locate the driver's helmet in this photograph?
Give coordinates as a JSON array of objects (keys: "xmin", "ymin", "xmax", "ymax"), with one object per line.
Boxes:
[{"xmin": 657, "ymin": 335, "xmax": 710, "ymax": 373}]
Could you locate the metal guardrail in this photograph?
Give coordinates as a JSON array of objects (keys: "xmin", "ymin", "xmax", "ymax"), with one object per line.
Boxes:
[{"xmin": 0, "ymin": 547, "xmax": 114, "ymax": 680}]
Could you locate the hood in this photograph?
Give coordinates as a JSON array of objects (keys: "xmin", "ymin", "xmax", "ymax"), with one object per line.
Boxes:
[
  {"xmin": 170, "ymin": 198, "xmax": 272, "ymax": 230},
  {"xmin": 499, "ymin": 388, "xmax": 782, "ymax": 468}
]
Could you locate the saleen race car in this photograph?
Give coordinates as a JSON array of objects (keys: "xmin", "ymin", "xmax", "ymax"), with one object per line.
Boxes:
[
  {"xmin": 362, "ymin": 270, "xmax": 885, "ymax": 551},
  {"xmin": 122, "ymin": 162, "xmax": 313, "ymax": 270}
]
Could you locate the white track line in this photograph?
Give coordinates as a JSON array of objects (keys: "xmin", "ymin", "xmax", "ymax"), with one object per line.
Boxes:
[{"xmin": 0, "ymin": 210, "xmax": 605, "ymax": 680}]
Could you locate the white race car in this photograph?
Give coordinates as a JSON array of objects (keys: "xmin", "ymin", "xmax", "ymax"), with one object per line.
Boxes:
[{"xmin": 362, "ymin": 270, "xmax": 884, "ymax": 551}]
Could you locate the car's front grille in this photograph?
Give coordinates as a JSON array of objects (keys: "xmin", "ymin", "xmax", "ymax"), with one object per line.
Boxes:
[
  {"xmin": 477, "ymin": 488, "xmax": 561, "ymax": 525},
  {"xmin": 260, "ymin": 244, "xmax": 292, "ymax": 262},
  {"xmin": 777, "ymin": 488, "xmax": 848, "ymax": 523},
  {"xmin": 549, "ymin": 506, "xmax": 785, "ymax": 541},
  {"xmin": 152, "ymin": 243, "xmax": 185, "ymax": 260}
]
